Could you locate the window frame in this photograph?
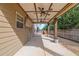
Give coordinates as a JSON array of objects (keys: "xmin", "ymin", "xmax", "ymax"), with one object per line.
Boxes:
[{"xmin": 16, "ymin": 12, "xmax": 24, "ymax": 29}]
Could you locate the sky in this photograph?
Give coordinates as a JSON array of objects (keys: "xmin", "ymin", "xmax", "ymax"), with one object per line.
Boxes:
[{"xmin": 34, "ymin": 24, "xmax": 47, "ymax": 30}]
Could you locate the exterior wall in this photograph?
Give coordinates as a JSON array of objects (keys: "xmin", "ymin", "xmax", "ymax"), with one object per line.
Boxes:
[
  {"xmin": 26, "ymin": 18, "xmax": 32, "ymax": 28},
  {"xmin": 0, "ymin": 4, "xmax": 32, "ymax": 56},
  {"xmin": 25, "ymin": 18, "xmax": 33, "ymax": 41}
]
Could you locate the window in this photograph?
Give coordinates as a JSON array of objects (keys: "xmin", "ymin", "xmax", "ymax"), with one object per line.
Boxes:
[{"xmin": 16, "ymin": 12, "xmax": 24, "ymax": 28}]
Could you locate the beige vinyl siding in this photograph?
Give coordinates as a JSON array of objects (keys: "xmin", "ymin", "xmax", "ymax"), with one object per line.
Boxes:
[
  {"xmin": 25, "ymin": 18, "xmax": 33, "ymax": 41},
  {"xmin": 0, "ymin": 4, "xmax": 32, "ymax": 56}
]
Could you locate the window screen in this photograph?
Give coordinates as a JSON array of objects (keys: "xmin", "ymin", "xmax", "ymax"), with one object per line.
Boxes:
[{"xmin": 16, "ymin": 13, "xmax": 24, "ymax": 28}]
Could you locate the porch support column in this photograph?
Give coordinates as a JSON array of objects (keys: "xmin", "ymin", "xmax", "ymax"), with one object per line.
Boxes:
[
  {"xmin": 48, "ymin": 23, "xmax": 50, "ymax": 35},
  {"xmin": 54, "ymin": 18, "xmax": 58, "ymax": 42}
]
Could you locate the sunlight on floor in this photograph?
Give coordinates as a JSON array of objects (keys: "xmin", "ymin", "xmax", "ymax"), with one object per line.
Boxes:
[
  {"xmin": 14, "ymin": 33, "xmax": 78, "ymax": 56},
  {"xmin": 41, "ymin": 35, "xmax": 77, "ymax": 56}
]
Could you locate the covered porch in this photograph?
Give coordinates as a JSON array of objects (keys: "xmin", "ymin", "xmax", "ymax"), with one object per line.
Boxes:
[{"xmin": 0, "ymin": 3, "xmax": 79, "ymax": 56}]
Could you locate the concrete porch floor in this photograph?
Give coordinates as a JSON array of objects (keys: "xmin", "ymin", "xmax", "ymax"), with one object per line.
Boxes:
[{"xmin": 14, "ymin": 33, "xmax": 79, "ymax": 56}]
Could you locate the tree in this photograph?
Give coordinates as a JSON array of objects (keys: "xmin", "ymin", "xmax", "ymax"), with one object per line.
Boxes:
[
  {"xmin": 43, "ymin": 4, "xmax": 79, "ymax": 30},
  {"xmin": 42, "ymin": 24, "xmax": 48, "ymax": 30}
]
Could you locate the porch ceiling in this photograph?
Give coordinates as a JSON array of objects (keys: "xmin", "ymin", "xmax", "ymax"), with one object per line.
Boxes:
[{"xmin": 19, "ymin": 3, "xmax": 77, "ymax": 23}]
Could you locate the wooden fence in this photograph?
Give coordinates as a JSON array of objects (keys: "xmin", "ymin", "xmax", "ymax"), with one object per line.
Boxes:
[{"xmin": 50, "ymin": 29, "xmax": 79, "ymax": 42}]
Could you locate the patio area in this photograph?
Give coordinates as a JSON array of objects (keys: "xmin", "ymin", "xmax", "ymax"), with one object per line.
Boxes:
[{"xmin": 14, "ymin": 33, "xmax": 79, "ymax": 56}]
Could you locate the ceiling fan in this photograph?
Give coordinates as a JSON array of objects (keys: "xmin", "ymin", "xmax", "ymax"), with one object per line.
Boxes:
[{"xmin": 38, "ymin": 7, "xmax": 52, "ymax": 17}]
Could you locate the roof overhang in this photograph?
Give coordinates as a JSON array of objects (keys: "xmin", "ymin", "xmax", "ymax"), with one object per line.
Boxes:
[
  {"xmin": 19, "ymin": 3, "xmax": 77, "ymax": 24},
  {"xmin": 49, "ymin": 3, "xmax": 77, "ymax": 23}
]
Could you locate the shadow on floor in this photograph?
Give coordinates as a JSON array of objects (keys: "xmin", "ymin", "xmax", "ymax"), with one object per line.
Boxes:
[
  {"xmin": 24, "ymin": 34, "xmax": 62, "ymax": 56},
  {"xmin": 42, "ymin": 37, "xmax": 55, "ymax": 43},
  {"xmin": 58, "ymin": 37, "xmax": 79, "ymax": 55},
  {"xmin": 44, "ymin": 47, "xmax": 62, "ymax": 56}
]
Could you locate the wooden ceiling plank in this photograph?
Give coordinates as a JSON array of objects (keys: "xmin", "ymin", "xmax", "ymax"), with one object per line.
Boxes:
[
  {"xmin": 34, "ymin": 3, "xmax": 39, "ymax": 22},
  {"xmin": 43, "ymin": 3, "xmax": 53, "ymax": 20},
  {"xmin": 48, "ymin": 3, "xmax": 77, "ymax": 23},
  {"xmin": 26, "ymin": 11, "xmax": 59, "ymax": 12},
  {"xmin": 18, "ymin": 3, "xmax": 33, "ymax": 23}
]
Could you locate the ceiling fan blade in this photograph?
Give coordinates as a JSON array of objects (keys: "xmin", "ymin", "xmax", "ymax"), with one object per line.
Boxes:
[
  {"xmin": 45, "ymin": 13, "xmax": 50, "ymax": 15},
  {"xmin": 46, "ymin": 8, "xmax": 52, "ymax": 11},
  {"xmin": 38, "ymin": 7, "xmax": 42, "ymax": 11}
]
